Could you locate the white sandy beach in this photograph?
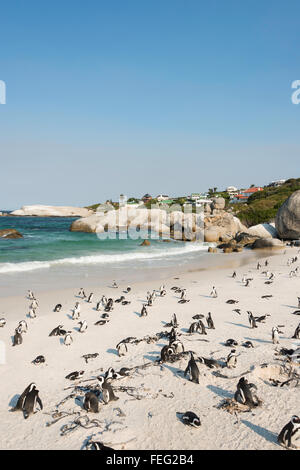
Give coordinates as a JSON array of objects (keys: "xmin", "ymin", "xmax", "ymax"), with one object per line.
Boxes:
[{"xmin": 0, "ymin": 247, "xmax": 299, "ymax": 450}]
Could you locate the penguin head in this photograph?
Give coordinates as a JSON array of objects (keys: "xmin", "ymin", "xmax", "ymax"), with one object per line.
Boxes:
[
  {"xmin": 97, "ymin": 376, "xmax": 105, "ymax": 387},
  {"xmin": 292, "ymin": 415, "xmax": 300, "ymax": 424}
]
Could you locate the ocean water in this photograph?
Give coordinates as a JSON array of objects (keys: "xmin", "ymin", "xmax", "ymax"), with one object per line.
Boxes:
[{"xmin": 0, "ymin": 216, "xmax": 214, "ymax": 294}]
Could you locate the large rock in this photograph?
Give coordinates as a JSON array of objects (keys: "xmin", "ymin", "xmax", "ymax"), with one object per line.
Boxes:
[
  {"xmin": 0, "ymin": 229, "xmax": 23, "ymax": 239},
  {"xmin": 247, "ymin": 223, "xmax": 278, "ymax": 239},
  {"xmin": 251, "ymin": 238, "xmax": 285, "ymax": 250},
  {"xmin": 211, "ymin": 197, "xmax": 226, "ymax": 210},
  {"xmin": 275, "ymin": 191, "xmax": 300, "ymax": 240},
  {"xmin": 204, "ymin": 213, "xmax": 247, "ymax": 242},
  {"xmin": 11, "ymin": 205, "xmax": 93, "ymax": 217}
]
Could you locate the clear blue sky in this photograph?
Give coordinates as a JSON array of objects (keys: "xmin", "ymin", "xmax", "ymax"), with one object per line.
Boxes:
[{"xmin": 1, "ymin": 0, "xmax": 300, "ymax": 209}]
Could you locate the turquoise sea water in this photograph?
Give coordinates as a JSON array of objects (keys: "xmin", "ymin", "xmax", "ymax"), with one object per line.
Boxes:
[{"xmin": 0, "ymin": 216, "xmax": 211, "ymax": 275}]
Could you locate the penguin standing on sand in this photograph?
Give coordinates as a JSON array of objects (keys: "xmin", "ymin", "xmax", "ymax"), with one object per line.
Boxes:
[
  {"xmin": 29, "ymin": 308, "xmax": 37, "ymax": 319},
  {"xmin": 278, "ymin": 415, "xmax": 300, "ymax": 449},
  {"xmin": 83, "ymin": 392, "xmax": 99, "ymax": 413},
  {"xmin": 234, "ymin": 377, "xmax": 259, "ymax": 407},
  {"xmin": 64, "ymin": 332, "xmax": 73, "ymax": 346},
  {"xmin": 49, "ymin": 325, "xmax": 66, "ymax": 336},
  {"xmin": 54, "ymin": 304, "xmax": 62, "ymax": 312},
  {"xmin": 11, "ymin": 383, "xmax": 36, "ymax": 412},
  {"xmin": 23, "ymin": 384, "xmax": 43, "ymax": 419},
  {"xmin": 87, "ymin": 293, "xmax": 94, "ymax": 303},
  {"xmin": 18, "ymin": 320, "xmax": 28, "ymax": 333},
  {"xmin": 272, "ymin": 326, "xmax": 280, "ymax": 344},
  {"xmin": 206, "ymin": 312, "xmax": 215, "ymax": 329},
  {"xmin": 12, "ymin": 327, "xmax": 23, "ymax": 346},
  {"xmin": 248, "ymin": 311, "xmax": 257, "ymax": 329},
  {"xmin": 78, "ymin": 320, "xmax": 88, "ymax": 333},
  {"xmin": 30, "ymin": 299, "xmax": 38, "ymax": 310},
  {"xmin": 72, "ymin": 302, "xmax": 80, "ymax": 320},
  {"xmin": 210, "ymin": 286, "xmax": 218, "ymax": 298},
  {"xmin": 97, "ymin": 376, "xmax": 119, "ymax": 404},
  {"xmin": 226, "ymin": 349, "xmax": 237, "ymax": 368},
  {"xmin": 184, "ymin": 352, "xmax": 200, "ymax": 384},
  {"xmin": 78, "ymin": 288, "xmax": 86, "ymax": 298},
  {"xmin": 0, "ymin": 318, "xmax": 6, "ymax": 328},
  {"xmin": 141, "ymin": 304, "xmax": 148, "ymax": 317},
  {"xmin": 116, "ymin": 341, "xmax": 127, "ymax": 357}
]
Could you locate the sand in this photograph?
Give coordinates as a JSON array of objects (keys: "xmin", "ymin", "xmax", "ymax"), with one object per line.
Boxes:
[{"xmin": 0, "ymin": 247, "xmax": 299, "ymax": 450}]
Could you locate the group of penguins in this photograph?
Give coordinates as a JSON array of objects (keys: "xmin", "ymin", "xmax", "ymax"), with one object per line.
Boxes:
[{"xmin": 4, "ymin": 255, "xmax": 300, "ymax": 450}]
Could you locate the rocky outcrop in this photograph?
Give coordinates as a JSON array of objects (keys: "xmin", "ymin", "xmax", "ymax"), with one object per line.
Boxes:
[
  {"xmin": 0, "ymin": 229, "xmax": 23, "ymax": 239},
  {"xmin": 11, "ymin": 205, "xmax": 93, "ymax": 218},
  {"xmin": 275, "ymin": 190, "xmax": 300, "ymax": 240},
  {"xmin": 247, "ymin": 223, "xmax": 278, "ymax": 239},
  {"xmin": 251, "ymin": 238, "xmax": 284, "ymax": 250},
  {"xmin": 204, "ymin": 213, "xmax": 247, "ymax": 242}
]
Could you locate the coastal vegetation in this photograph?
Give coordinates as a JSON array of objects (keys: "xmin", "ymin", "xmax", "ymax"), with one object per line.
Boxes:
[{"xmin": 231, "ymin": 178, "xmax": 300, "ymax": 227}]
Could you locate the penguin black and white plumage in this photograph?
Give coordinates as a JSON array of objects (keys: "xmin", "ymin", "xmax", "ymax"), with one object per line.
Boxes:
[
  {"xmin": 278, "ymin": 415, "xmax": 300, "ymax": 449},
  {"xmin": 116, "ymin": 341, "xmax": 127, "ymax": 357},
  {"xmin": 292, "ymin": 323, "xmax": 300, "ymax": 339},
  {"xmin": 160, "ymin": 345, "xmax": 174, "ymax": 362},
  {"xmin": 89, "ymin": 441, "xmax": 114, "ymax": 451},
  {"xmin": 54, "ymin": 303, "xmax": 62, "ymax": 312},
  {"xmin": 115, "ymin": 296, "xmax": 125, "ymax": 303},
  {"xmin": 247, "ymin": 311, "xmax": 257, "ymax": 329},
  {"xmin": 181, "ymin": 411, "xmax": 201, "ymax": 427},
  {"xmin": 23, "ymin": 385, "xmax": 43, "ymax": 419},
  {"xmin": 11, "ymin": 383, "xmax": 37, "ymax": 412},
  {"xmin": 226, "ymin": 299, "xmax": 239, "ymax": 304},
  {"xmin": 104, "ymin": 298, "xmax": 113, "ymax": 312},
  {"xmin": 272, "ymin": 326, "xmax": 280, "ymax": 344},
  {"xmin": 192, "ymin": 314, "xmax": 204, "ymax": 320},
  {"xmin": 170, "ymin": 339, "xmax": 184, "ymax": 354},
  {"xmin": 27, "ymin": 290, "xmax": 35, "ymax": 300},
  {"xmin": 198, "ymin": 320, "xmax": 207, "ymax": 335},
  {"xmin": 171, "ymin": 313, "xmax": 178, "ymax": 328},
  {"xmin": 225, "ymin": 338, "xmax": 238, "ymax": 347},
  {"xmin": 83, "ymin": 392, "xmax": 99, "ymax": 413},
  {"xmin": 232, "ymin": 271, "xmax": 237, "ymax": 278},
  {"xmin": 234, "ymin": 377, "xmax": 259, "ymax": 407},
  {"xmin": 210, "ymin": 286, "xmax": 217, "ymax": 298},
  {"xmin": 206, "ymin": 312, "xmax": 215, "ymax": 329},
  {"xmin": 0, "ymin": 318, "xmax": 6, "ymax": 328},
  {"xmin": 30, "ymin": 299, "xmax": 38, "ymax": 310},
  {"xmin": 188, "ymin": 321, "xmax": 198, "ymax": 334},
  {"xmin": 184, "ymin": 352, "xmax": 200, "ymax": 384},
  {"xmin": 96, "ymin": 300, "xmax": 102, "ymax": 311},
  {"xmin": 113, "ymin": 368, "xmax": 131, "ymax": 380},
  {"xmin": 12, "ymin": 328, "xmax": 23, "ymax": 346},
  {"xmin": 112, "ymin": 280, "xmax": 118, "ymax": 288},
  {"xmin": 243, "ymin": 341, "xmax": 254, "ymax": 348},
  {"xmin": 49, "ymin": 325, "xmax": 66, "ymax": 337},
  {"xmin": 65, "ymin": 370, "xmax": 84, "ymax": 381},
  {"xmin": 78, "ymin": 320, "xmax": 88, "ymax": 333},
  {"xmin": 141, "ymin": 305, "xmax": 148, "ymax": 317},
  {"xmin": 32, "ymin": 355, "xmax": 46, "ymax": 365},
  {"xmin": 28, "ymin": 308, "xmax": 37, "ymax": 319},
  {"xmin": 198, "ymin": 356, "xmax": 221, "ymax": 369},
  {"xmin": 18, "ymin": 320, "xmax": 28, "ymax": 333},
  {"xmin": 97, "ymin": 376, "xmax": 119, "ymax": 404},
  {"xmin": 78, "ymin": 288, "xmax": 86, "ymax": 298},
  {"xmin": 94, "ymin": 319, "xmax": 110, "ymax": 326},
  {"xmin": 64, "ymin": 332, "xmax": 73, "ymax": 346},
  {"xmin": 226, "ymin": 349, "xmax": 237, "ymax": 369},
  {"xmin": 87, "ymin": 293, "xmax": 93, "ymax": 303}
]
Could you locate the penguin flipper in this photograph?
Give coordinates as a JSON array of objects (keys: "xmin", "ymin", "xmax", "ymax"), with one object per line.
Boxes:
[{"xmin": 37, "ymin": 396, "xmax": 43, "ymax": 410}]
